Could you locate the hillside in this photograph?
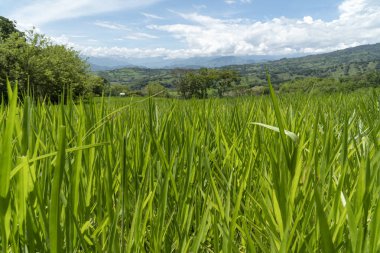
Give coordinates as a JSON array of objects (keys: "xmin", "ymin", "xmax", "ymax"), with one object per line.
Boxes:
[
  {"xmin": 98, "ymin": 68, "xmax": 174, "ymax": 90},
  {"xmin": 229, "ymin": 43, "xmax": 380, "ymax": 85},
  {"xmin": 97, "ymin": 43, "xmax": 380, "ymax": 89}
]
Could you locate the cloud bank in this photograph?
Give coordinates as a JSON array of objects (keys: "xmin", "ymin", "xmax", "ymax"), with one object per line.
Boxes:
[
  {"xmin": 22, "ymin": 0, "xmax": 380, "ymax": 59},
  {"xmin": 148, "ymin": 0, "xmax": 380, "ymax": 57}
]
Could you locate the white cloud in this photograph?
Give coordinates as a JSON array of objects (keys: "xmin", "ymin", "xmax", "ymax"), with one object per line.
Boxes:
[
  {"xmin": 225, "ymin": 0, "xmax": 252, "ymax": 4},
  {"xmin": 70, "ymin": 35, "xmax": 88, "ymax": 38},
  {"xmin": 141, "ymin": 12, "xmax": 164, "ymax": 20},
  {"xmin": 193, "ymin": 4, "xmax": 207, "ymax": 10},
  {"xmin": 303, "ymin": 16, "xmax": 313, "ymax": 24},
  {"xmin": 94, "ymin": 21, "xmax": 131, "ymax": 31},
  {"xmin": 145, "ymin": 0, "xmax": 380, "ymax": 57},
  {"xmin": 124, "ymin": 32, "xmax": 158, "ymax": 40},
  {"xmin": 49, "ymin": 0, "xmax": 380, "ymax": 59},
  {"xmin": 50, "ymin": 35, "xmax": 77, "ymax": 48},
  {"xmin": 93, "ymin": 21, "xmax": 158, "ymax": 40},
  {"xmin": 10, "ymin": 0, "xmax": 161, "ymax": 26}
]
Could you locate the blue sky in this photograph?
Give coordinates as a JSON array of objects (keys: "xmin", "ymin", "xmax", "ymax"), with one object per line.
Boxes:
[{"xmin": 1, "ymin": 0, "xmax": 380, "ymax": 59}]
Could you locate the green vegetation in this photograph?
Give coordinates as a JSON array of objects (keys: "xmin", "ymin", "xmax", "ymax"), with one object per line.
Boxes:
[
  {"xmin": 0, "ymin": 16, "xmax": 105, "ymax": 102},
  {"xmin": 175, "ymin": 68, "xmax": 240, "ymax": 98},
  {"xmin": 98, "ymin": 67, "xmax": 174, "ymax": 90},
  {"xmin": 280, "ymin": 71, "xmax": 380, "ymax": 93},
  {"xmin": 143, "ymin": 81, "xmax": 169, "ymax": 97},
  {"xmin": 1, "ymin": 14, "xmax": 380, "ymax": 253},
  {"xmin": 98, "ymin": 43, "xmax": 380, "ymax": 94},
  {"xmin": 228, "ymin": 43, "xmax": 380, "ymax": 85},
  {"xmin": 0, "ymin": 16, "xmax": 23, "ymax": 41},
  {"xmin": 1, "ymin": 78, "xmax": 380, "ymax": 252}
]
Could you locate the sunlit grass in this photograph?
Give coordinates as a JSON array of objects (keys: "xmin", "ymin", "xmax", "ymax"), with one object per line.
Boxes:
[{"xmin": 0, "ymin": 80, "xmax": 380, "ymax": 252}]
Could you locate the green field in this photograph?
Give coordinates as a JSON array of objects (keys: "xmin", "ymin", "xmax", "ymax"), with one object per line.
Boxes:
[{"xmin": 1, "ymin": 82, "xmax": 380, "ymax": 252}]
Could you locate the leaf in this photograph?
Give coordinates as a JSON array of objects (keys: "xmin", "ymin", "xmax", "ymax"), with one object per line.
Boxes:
[
  {"xmin": 0, "ymin": 81, "xmax": 18, "ymax": 198},
  {"xmin": 49, "ymin": 126, "xmax": 66, "ymax": 253},
  {"xmin": 251, "ymin": 122, "xmax": 299, "ymax": 143},
  {"xmin": 315, "ymin": 190, "xmax": 335, "ymax": 252}
]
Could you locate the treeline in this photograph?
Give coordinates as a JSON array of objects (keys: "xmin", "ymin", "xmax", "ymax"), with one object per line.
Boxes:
[{"xmin": 0, "ymin": 16, "xmax": 105, "ymax": 102}]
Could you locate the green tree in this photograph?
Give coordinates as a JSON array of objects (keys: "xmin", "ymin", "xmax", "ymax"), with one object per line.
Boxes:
[
  {"xmin": 0, "ymin": 16, "xmax": 22, "ymax": 41},
  {"xmin": 0, "ymin": 32, "xmax": 30, "ymax": 96},
  {"xmin": 28, "ymin": 41, "xmax": 90, "ymax": 101},
  {"xmin": 175, "ymin": 71, "xmax": 205, "ymax": 99},
  {"xmin": 107, "ymin": 83, "xmax": 129, "ymax": 96},
  {"xmin": 175, "ymin": 68, "xmax": 241, "ymax": 99},
  {"xmin": 213, "ymin": 69, "xmax": 241, "ymax": 97},
  {"xmin": 0, "ymin": 26, "xmax": 105, "ymax": 102},
  {"xmin": 89, "ymin": 76, "xmax": 108, "ymax": 96},
  {"xmin": 143, "ymin": 81, "xmax": 168, "ymax": 97}
]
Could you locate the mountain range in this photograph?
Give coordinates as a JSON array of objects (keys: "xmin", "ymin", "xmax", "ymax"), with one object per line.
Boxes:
[{"xmin": 86, "ymin": 55, "xmax": 286, "ymax": 70}]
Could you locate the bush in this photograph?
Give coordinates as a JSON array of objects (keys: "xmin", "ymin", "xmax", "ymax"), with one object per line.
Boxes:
[
  {"xmin": 0, "ymin": 16, "xmax": 106, "ymax": 102},
  {"xmin": 143, "ymin": 81, "xmax": 169, "ymax": 97}
]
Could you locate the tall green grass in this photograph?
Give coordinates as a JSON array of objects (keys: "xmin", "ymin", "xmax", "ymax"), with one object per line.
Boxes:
[{"xmin": 0, "ymin": 80, "xmax": 380, "ymax": 252}]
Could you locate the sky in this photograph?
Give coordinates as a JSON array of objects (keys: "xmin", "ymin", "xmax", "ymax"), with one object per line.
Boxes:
[{"xmin": 1, "ymin": 0, "xmax": 380, "ymax": 59}]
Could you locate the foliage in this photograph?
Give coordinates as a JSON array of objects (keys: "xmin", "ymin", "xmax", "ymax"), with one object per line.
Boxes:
[
  {"xmin": 97, "ymin": 67, "xmax": 175, "ymax": 90},
  {"xmin": 227, "ymin": 85, "xmax": 270, "ymax": 96},
  {"xmin": 0, "ymin": 16, "xmax": 22, "ymax": 41},
  {"xmin": 175, "ymin": 70, "xmax": 207, "ymax": 99},
  {"xmin": 143, "ymin": 81, "xmax": 169, "ymax": 97},
  {"xmin": 175, "ymin": 68, "xmax": 240, "ymax": 98},
  {"xmin": 87, "ymin": 75, "xmax": 107, "ymax": 96},
  {"xmin": 0, "ymin": 16, "xmax": 105, "ymax": 101},
  {"xmin": 280, "ymin": 71, "xmax": 380, "ymax": 93},
  {"xmin": 105, "ymin": 83, "xmax": 130, "ymax": 96},
  {"xmin": 1, "ymin": 82, "xmax": 380, "ymax": 252},
  {"xmin": 213, "ymin": 69, "xmax": 241, "ymax": 97}
]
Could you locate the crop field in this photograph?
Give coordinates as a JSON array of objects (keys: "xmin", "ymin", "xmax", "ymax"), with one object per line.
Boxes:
[{"xmin": 1, "ymin": 81, "xmax": 380, "ymax": 252}]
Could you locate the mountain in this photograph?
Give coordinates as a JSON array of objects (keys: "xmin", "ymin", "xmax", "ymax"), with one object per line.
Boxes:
[
  {"xmin": 226, "ymin": 43, "xmax": 380, "ymax": 85},
  {"xmin": 87, "ymin": 55, "xmax": 283, "ymax": 70},
  {"xmin": 160, "ymin": 55, "xmax": 281, "ymax": 68},
  {"xmin": 90, "ymin": 64, "xmax": 118, "ymax": 71},
  {"xmin": 97, "ymin": 43, "xmax": 380, "ymax": 89},
  {"xmin": 85, "ymin": 56, "xmax": 138, "ymax": 71}
]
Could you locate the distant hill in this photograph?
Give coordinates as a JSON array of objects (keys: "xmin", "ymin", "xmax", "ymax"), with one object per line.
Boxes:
[
  {"xmin": 228, "ymin": 43, "xmax": 380, "ymax": 85},
  {"xmin": 85, "ymin": 56, "xmax": 138, "ymax": 71},
  {"xmin": 97, "ymin": 43, "xmax": 380, "ymax": 89},
  {"xmin": 161, "ymin": 55, "xmax": 280, "ymax": 69},
  {"xmin": 90, "ymin": 64, "xmax": 117, "ymax": 71},
  {"xmin": 88, "ymin": 55, "xmax": 282, "ymax": 70}
]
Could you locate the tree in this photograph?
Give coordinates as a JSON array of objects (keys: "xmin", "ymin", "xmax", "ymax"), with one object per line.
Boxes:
[
  {"xmin": 143, "ymin": 81, "xmax": 168, "ymax": 97},
  {"xmin": 213, "ymin": 69, "xmax": 241, "ymax": 97},
  {"xmin": 175, "ymin": 68, "xmax": 241, "ymax": 99},
  {"xmin": 0, "ymin": 32, "xmax": 30, "ymax": 97},
  {"xmin": 28, "ymin": 40, "xmax": 90, "ymax": 101},
  {"xmin": 0, "ymin": 16, "xmax": 22, "ymax": 41},
  {"xmin": 0, "ymin": 23, "xmax": 106, "ymax": 102},
  {"xmin": 175, "ymin": 71, "xmax": 204, "ymax": 99},
  {"xmin": 89, "ymin": 76, "xmax": 108, "ymax": 96},
  {"xmin": 107, "ymin": 83, "xmax": 129, "ymax": 96}
]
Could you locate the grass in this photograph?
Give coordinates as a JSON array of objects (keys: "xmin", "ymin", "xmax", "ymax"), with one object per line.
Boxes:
[{"xmin": 0, "ymin": 80, "xmax": 380, "ymax": 252}]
